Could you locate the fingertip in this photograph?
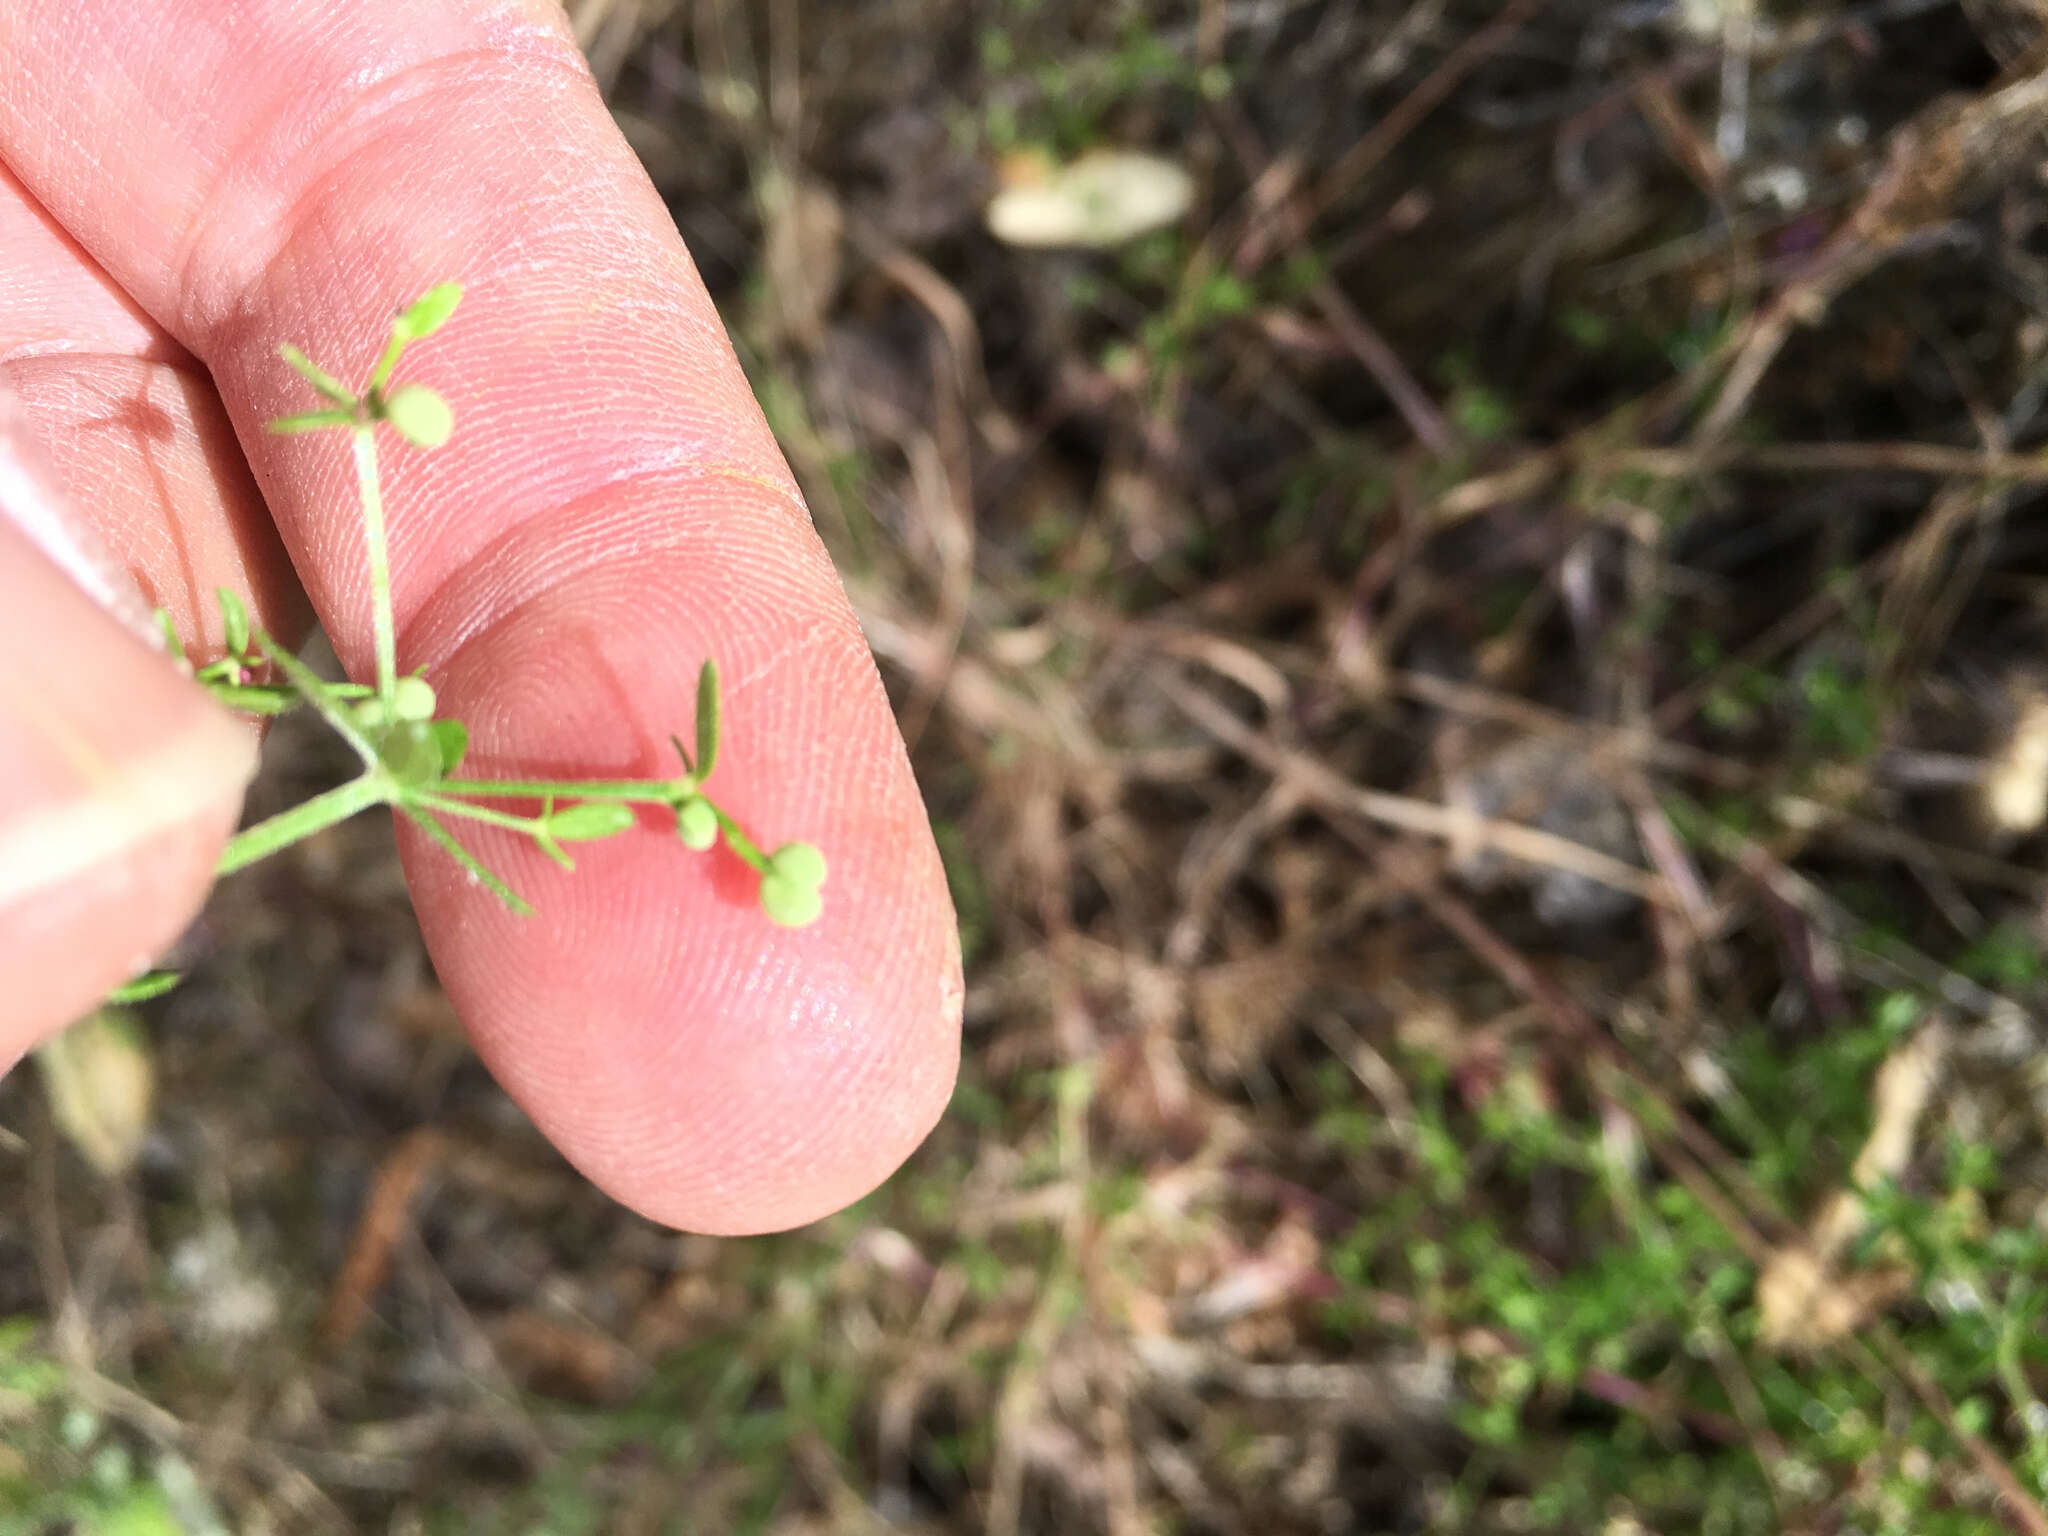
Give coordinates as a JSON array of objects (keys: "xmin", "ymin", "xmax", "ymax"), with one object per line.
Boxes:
[
  {"xmin": 410, "ymin": 810, "xmax": 963, "ymax": 1234},
  {"xmin": 397, "ymin": 503, "xmax": 964, "ymax": 1231},
  {"xmin": 0, "ymin": 512, "xmax": 254, "ymax": 1058}
]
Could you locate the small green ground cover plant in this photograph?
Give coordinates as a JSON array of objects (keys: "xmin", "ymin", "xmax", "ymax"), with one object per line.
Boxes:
[
  {"xmin": 1302, "ymin": 986, "xmax": 2048, "ymax": 1535},
  {"xmin": 113, "ymin": 284, "xmax": 825, "ymax": 1003},
  {"xmin": 0, "ymin": 1318, "xmax": 227, "ymax": 1536}
]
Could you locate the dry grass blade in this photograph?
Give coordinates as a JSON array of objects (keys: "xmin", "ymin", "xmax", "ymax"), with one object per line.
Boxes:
[
  {"xmin": 1157, "ymin": 670, "xmax": 1670, "ymax": 907},
  {"xmin": 1756, "ymin": 1021, "xmax": 1946, "ymax": 1351},
  {"xmin": 319, "ymin": 1128, "xmax": 445, "ymax": 1353},
  {"xmin": 1308, "ymin": 0, "xmax": 1548, "ymax": 221}
]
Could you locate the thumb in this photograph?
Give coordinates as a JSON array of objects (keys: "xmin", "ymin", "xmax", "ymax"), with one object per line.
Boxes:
[{"xmin": 0, "ymin": 387, "xmax": 255, "ymax": 1066}]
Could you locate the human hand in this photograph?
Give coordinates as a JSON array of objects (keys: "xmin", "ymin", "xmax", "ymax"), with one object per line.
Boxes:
[{"xmin": 0, "ymin": 0, "xmax": 962, "ymax": 1234}]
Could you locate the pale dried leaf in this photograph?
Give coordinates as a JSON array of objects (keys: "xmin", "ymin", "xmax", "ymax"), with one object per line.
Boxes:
[
  {"xmin": 1853, "ymin": 1018, "xmax": 1944, "ymax": 1191},
  {"xmin": 1759, "ymin": 1022, "xmax": 1942, "ymax": 1350},
  {"xmin": 1983, "ymin": 689, "xmax": 2048, "ymax": 835},
  {"xmin": 35, "ymin": 1008, "xmax": 154, "ymax": 1177},
  {"xmin": 988, "ymin": 150, "xmax": 1194, "ymax": 249},
  {"xmin": 1756, "ymin": 1244, "xmax": 1911, "ymax": 1350}
]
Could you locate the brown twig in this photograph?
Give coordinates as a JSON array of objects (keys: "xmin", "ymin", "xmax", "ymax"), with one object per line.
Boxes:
[
  {"xmin": 1157, "ymin": 670, "xmax": 1669, "ymax": 906},
  {"xmin": 319, "ymin": 1127, "xmax": 444, "ymax": 1353},
  {"xmin": 1308, "ymin": 0, "xmax": 1548, "ymax": 222},
  {"xmin": 1209, "ymin": 102, "xmax": 1452, "ymax": 452},
  {"xmin": 1868, "ymin": 1328, "xmax": 2048, "ymax": 1536}
]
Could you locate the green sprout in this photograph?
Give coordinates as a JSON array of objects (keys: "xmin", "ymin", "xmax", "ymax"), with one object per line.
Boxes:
[{"xmin": 112, "ymin": 284, "xmax": 825, "ymax": 1007}]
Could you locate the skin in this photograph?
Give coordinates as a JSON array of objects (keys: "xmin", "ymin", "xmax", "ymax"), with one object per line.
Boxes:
[{"xmin": 0, "ymin": 0, "xmax": 962, "ymax": 1235}]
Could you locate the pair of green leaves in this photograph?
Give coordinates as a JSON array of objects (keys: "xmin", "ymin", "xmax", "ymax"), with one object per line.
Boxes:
[
  {"xmin": 759, "ymin": 839, "xmax": 828, "ymax": 929},
  {"xmin": 378, "ymin": 283, "xmax": 460, "ymax": 446}
]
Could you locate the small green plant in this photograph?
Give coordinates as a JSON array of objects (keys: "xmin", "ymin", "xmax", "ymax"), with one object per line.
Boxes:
[
  {"xmin": 0, "ymin": 1318, "xmax": 224, "ymax": 1534},
  {"xmin": 112, "ymin": 284, "xmax": 824, "ymax": 1003}
]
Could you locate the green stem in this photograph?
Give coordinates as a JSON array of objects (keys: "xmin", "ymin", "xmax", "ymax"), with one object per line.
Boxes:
[
  {"xmin": 412, "ymin": 793, "xmax": 549, "ymax": 836},
  {"xmin": 706, "ymin": 797, "xmax": 769, "ymax": 872},
  {"xmin": 364, "ymin": 331, "xmax": 408, "ymax": 397},
  {"xmin": 200, "ymin": 683, "xmax": 301, "ymax": 717},
  {"xmin": 435, "ymin": 776, "xmax": 693, "ymax": 804},
  {"xmin": 351, "ymin": 424, "xmax": 398, "ymax": 703},
  {"xmin": 252, "ymin": 630, "xmax": 379, "ymax": 766},
  {"xmin": 279, "ymin": 344, "xmax": 355, "ymax": 406},
  {"xmin": 199, "ymin": 679, "xmax": 376, "ymax": 717},
  {"xmin": 270, "ymin": 408, "xmax": 355, "ymax": 435},
  {"xmin": 433, "ymin": 776, "xmax": 763, "ymax": 871},
  {"xmin": 217, "ymin": 773, "xmax": 391, "ymax": 876},
  {"xmin": 415, "ymin": 794, "xmax": 580, "ymax": 870},
  {"xmin": 398, "ymin": 803, "xmax": 532, "ymax": 915},
  {"xmin": 1993, "ymin": 1276, "xmax": 2042, "ymax": 1440}
]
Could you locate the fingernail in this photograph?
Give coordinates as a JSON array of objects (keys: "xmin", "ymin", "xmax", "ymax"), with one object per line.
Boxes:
[
  {"xmin": 0, "ymin": 500, "xmax": 256, "ymax": 1037},
  {"xmin": 0, "ymin": 377, "xmax": 163, "ymax": 647},
  {"xmin": 0, "ymin": 383, "xmax": 254, "ymax": 1039},
  {"xmin": 0, "ymin": 505, "xmax": 257, "ymax": 886}
]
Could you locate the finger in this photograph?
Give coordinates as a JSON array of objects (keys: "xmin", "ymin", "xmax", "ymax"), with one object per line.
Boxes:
[
  {"xmin": 0, "ymin": 405, "xmax": 256, "ymax": 1065},
  {"xmin": 0, "ymin": 161, "xmax": 304, "ymax": 653},
  {"xmin": 0, "ymin": 0, "xmax": 961, "ymax": 1233}
]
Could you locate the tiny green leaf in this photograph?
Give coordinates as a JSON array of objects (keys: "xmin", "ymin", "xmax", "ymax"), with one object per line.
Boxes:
[
  {"xmin": 267, "ymin": 409, "xmax": 354, "ymax": 435},
  {"xmin": 547, "ymin": 802, "xmax": 638, "ymax": 842},
  {"xmin": 277, "ymin": 343, "xmax": 355, "ymax": 406},
  {"xmin": 430, "ymin": 719, "xmax": 469, "ymax": 776},
  {"xmin": 759, "ymin": 872, "xmax": 824, "ymax": 928},
  {"xmin": 402, "ymin": 805, "xmax": 532, "ymax": 916},
  {"xmin": 768, "ymin": 840, "xmax": 828, "ymax": 889},
  {"xmin": 203, "ymin": 684, "xmax": 300, "ymax": 716},
  {"xmin": 695, "ymin": 659, "xmax": 722, "ymax": 779},
  {"xmin": 106, "ymin": 972, "xmax": 181, "ymax": 1006},
  {"xmin": 676, "ymin": 797, "xmax": 719, "ymax": 850},
  {"xmin": 156, "ymin": 609, "xmax": 187, "ymax": 663},
  {"xmin": 217, "ymin": 588, "xmax": 250, "ymax": 657},
  {"xmin": 396, "ymin": 283, "xmax": 463, "ymax": 341},
  {"xmin": 384, "ymin": 384, "xmax": 454, "ymax": 450}
]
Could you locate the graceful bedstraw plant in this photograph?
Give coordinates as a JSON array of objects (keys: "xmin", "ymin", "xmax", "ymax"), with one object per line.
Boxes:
[{"xmin": 110, "ymin": 285, "xmax": 825, "ymax": 1005}]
